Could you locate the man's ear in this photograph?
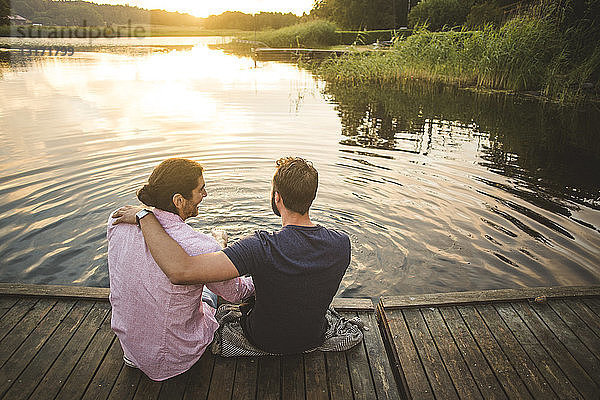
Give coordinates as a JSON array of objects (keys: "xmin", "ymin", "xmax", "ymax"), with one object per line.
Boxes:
[
  {"xmin": 172, "ymin": 193, "xmax": 184, "ymax": 209},
  {"xmin": 274, "ymin": 191, "xmax": 281, "ymax": 203}
]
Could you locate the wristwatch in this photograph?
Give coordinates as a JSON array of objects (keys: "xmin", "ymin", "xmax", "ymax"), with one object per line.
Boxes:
[{"xmin": 135, "ymin": 209, "xmax": 153, "ymax": 226}]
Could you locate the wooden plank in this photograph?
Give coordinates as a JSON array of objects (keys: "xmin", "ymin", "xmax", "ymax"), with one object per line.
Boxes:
[
  {"xmin": 55, "ymin": 306, "xmax": 117, "ymax": 400},
  {"xmin": 133, "ymin": 374, "xmax": 162, "ymax": 400},
  {"xmin": 494, "ymin": 303, "xmax": 579, "ymax": 399},
  {"xmin": 0, "ymin": 283, "xmax": 370, "ymax": 310},
  {"xmin": 4, "ymin": 283, "xmax": 596, "ymax": 311},
  {"xmin": 380, "ymin": 308, "xmax": 433, "ymax": 399},
  {"xmin": 420, "ymin": 307, "xmax": 483, "ymax": 399},
  {"xmin": 256, "ymin": 356, "xmax": 280, "ymax": 400},
  {"xmin": 281, "ymin": 354, "xmax": 304, "ymax": 400},
  {"xmin": 207, "ymin": 356, "xmax": 236, "ymax": 400},
  {"xmin": 31, "ymin": 302, "xmax": 111, "ymax": 399},
  {"xmin": 344, "ymin": 312, "xmax": 376, "ymax": 400},
  {"xmin": 363, "ymin": 310, "xmax": 401, "ymax": 400},
  {"xmin": 82, "ymin": 337, "xmax": 126, "ymax": 400},
  {"xmin": 438, "ymin": 306, "xmax": 507, "ymax": 400},
  {"xmin": 548, "ymin": 300, "xmax": 600, "ymax": 360},
  {"xmin": 530, "ymin": 302, "xmax": 600, "ymax": 383},
  {"xmin": 0, "ymin": 297, "xmax": 18, "ymax": 320},
  {"xmin": 381, "ymin": 287, "xmax": 600, "ymax": 309},
  {"xmin": 108, "ymin": 366, "xmax": 142, "ymax": 400},
  {"xmin": 325, "ymin": 351, "xmax": 352, "ymax": 399},
  {"xmin": 230, "ymin": 357, "xmax": 257, "ymax": 400},
  {"xmin": 0, "ymin": 283, "xmax": 110, "ymax": 301},
  {"xmin": 183, "ymin": 351, "xmax": 215, "ymax": 400},
  {"xmin": 332, "ymin": 298, "xmax": 375, "ymax": 311},
  {"xmin": 158, "ymin": 370, "xmax": 188, "ymax": 400},
  {"xmin": 0, "ymin": 299, "xmax": 70, "ymax": 398},
  {"xmin": 584, "ymin": 297, "xmax": 600, "ymax": 315},
  {"xmin": 253, "ymin": 48, "xmax": 351, "ymax": 61},
  {"xmin": 565, "ymin": 299, "xmax": 600, "ymax": 340},
  {"xmin": 0, "ymin": 297, "xmax": 46, "ymax": 353},
  {"xmin": 304, "ymin": 351, "xmax": 328, "ymax": 400},
  {"xmin": 512, "ymin": 302, "xmax": 600, "ymax": 399},
  {"xmin": 403, "ymin": 308, "xmax": 458, "ymax": 399},
  {"xmin": 476, "ymin": 304, "xmax": 555, "ymax": 399},
  {"xmin": 457, "ymin": 305, "xmax": 533, "ymax": 399},
  {"xmin": 5, "ymin": 300, "xmax": 96, "ymax": 400},
  {"xmin": 255, "ymin": 48, "xmax": 350, "ymax": 55}
]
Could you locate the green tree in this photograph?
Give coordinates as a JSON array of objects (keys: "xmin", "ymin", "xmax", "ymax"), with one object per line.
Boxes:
[
  {"xmin": 465, "ymin": 3, "xmax": 504, "ymax": 28},
  {"xmin": 0, "ymin": 0, "xmax": 10, "ymax": 20},
  {"xmin": 204, "ymin": 11, "xmax": 300, "ymax": 30},
  {"xmin": 6, "ymin": 0, "xmax": 203, "ymax": 26},
  {"xmin": 407, "ymin": 0, "xmax": 473, "ymax": 30},
  {"xmin": 312, "ymin": 0, "xmax": 405, "ymax": 29}
]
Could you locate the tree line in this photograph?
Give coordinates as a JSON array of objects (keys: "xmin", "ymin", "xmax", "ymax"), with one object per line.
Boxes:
[
  {"xmin": 309, "ymin": 0, "xmax": 537, "ymax": 30},
  {"xmin": 1, "ymin": 0, "xmax": 202, "ymax": 26},
  {"xmin": 310, "ymin": 0, "xmax": 408, "ymax": 30},
  {"xmin": 204, "ymin": 11, "xmax": 301, "ymax": 30},
  {"xmin": 1, "ymin": 0, "xmax": 306, "ymax": 29}
]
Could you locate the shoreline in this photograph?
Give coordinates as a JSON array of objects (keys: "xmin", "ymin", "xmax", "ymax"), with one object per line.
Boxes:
[
  {"xmin": 0, "ymin": 24, "xmax": 252, "ymax": 38},
  {"xmin": 2, "ymin": 23, "xmax": 597, "ymax": 106}
]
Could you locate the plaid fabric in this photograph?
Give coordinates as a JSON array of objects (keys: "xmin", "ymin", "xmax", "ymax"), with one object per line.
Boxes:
[{"xmin": 211, "ymin": 304, "xmax": 366, "ymax": 357}]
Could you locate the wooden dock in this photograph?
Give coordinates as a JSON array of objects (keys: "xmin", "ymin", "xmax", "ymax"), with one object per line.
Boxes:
[
  {"xmin": 378, "ymin": 286, "xmax": 600, "ymax": 399},
  {"xmin": 0, "ymin": 283, "xmax": 399, "ymax": 400},
  {"xmin": 252, "ymin": 48, "xmax": 351, "ymax": 61},
  {"xmin": 2, "ymin": 284, "xmax": 600, "ymax": 399}
]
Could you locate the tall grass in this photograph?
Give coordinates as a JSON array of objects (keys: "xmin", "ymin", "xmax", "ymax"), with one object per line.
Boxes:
[
  {"xmin": 316, "ymin": 10, "xmax": 592, "ymax": 102},
  {"xmin": 247, "ymin": 20, "xmax": 338, "ymax": 48}
]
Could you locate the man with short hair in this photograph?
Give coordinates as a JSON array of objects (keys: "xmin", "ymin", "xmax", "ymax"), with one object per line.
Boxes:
[
  {"xmin": 107, "ymin": 158, "xmax": 254, "ymax": 381},
  {"xmin": 113, "ymin": 157, "xmax": 351, "ymax": 354}
]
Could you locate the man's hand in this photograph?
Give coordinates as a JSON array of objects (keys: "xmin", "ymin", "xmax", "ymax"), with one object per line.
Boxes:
[
  {"xmin": 112, "ymin": 205, "xmax": 145, "ymax": 225},
  {"xmin": 211, "ymin": 228, "xmax": 228, "ymax": 248}
]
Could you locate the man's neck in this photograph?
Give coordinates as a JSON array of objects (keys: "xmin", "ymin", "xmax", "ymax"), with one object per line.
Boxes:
[
  {"xmin": 156, "ymin": 209, "xmax": 186, "ymax": 222},
  {"xmin": 281, "ymin": 212, "xmax": 315, "ymax": 227}
]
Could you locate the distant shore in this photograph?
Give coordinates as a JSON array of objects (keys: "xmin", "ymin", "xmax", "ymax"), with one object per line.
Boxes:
[{"xmin": 0, "ymin": 24, "xmax": 252, "ymax": 38}]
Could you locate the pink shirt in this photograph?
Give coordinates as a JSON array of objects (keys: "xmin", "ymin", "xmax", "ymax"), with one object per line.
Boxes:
[{"xmin": 107, "ymin": 209, "xmax": 254, "ymax": 381}]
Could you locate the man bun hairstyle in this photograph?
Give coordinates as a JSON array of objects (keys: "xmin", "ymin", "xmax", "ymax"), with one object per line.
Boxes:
[
  {"xmin": 272, "ymin": 157, "xmax": 318, "ymax": 215},
  {"xmin": 137, "ymin": 158, "xmax": 204, "ymax": 214}
]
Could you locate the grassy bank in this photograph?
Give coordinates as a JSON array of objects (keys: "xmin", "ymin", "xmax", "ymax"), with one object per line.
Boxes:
[
  {"xmin": 213, "ymin": 21, "xmax": 407, "ymax": 54},
  {"xmin": 211, "ymin": 21, "xmax": 339, "ymax": 54},
  {"xmin": 318, "ymin": 20, "xmax": 559, "ymax": 90},
  {"xmin": 242, "ymin": 20, "xmax": 338, "ymax": 48},
  {"xmin": 316, "ymin": 2, "xmax": 599, "ymax": 104}
]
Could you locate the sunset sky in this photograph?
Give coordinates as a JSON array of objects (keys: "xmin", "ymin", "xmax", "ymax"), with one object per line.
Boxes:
[{"xmin": 98, "ymin": 0, "xmax": 315, "ymax": 18}]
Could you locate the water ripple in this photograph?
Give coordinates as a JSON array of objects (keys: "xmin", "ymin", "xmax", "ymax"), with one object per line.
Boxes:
[{"xmin": 0, "ymin": 42, "xmax": 599, "ymax": 297}]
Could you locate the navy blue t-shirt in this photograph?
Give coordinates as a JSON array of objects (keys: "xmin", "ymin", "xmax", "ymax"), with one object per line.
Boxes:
[{"xmin": 222, "ymin": 224, "xmax": 351, "ymax": 354}]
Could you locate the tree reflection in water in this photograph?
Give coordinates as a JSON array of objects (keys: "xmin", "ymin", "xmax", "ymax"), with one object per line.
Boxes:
[{"xmin": 324, "ymin": 81, "xmax": 600, "ymax": 214}]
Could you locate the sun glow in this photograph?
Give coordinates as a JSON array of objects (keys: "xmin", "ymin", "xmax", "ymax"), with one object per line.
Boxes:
[{"xmin": 98, "ymin": 0, "xmax": 314, "ymax": 18}]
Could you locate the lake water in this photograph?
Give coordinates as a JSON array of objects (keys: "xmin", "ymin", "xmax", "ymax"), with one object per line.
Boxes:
[{"xmin": 1, "ymin": 36, "xmax": 599, "ymax": 299}]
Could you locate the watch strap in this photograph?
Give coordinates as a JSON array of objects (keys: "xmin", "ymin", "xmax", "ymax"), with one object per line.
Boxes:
[{"xmin": 135, "ymin": 209, "xmax": 153, "ymax": 226}]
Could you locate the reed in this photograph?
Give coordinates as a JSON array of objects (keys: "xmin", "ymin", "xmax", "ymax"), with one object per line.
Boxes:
[
  {"xmin": 316, "ymin": 0, "xmax": 598, "ymax": 104},
  {"xmin": 247, "ymin": 20, "xmax": 338, "ymax": 48}
]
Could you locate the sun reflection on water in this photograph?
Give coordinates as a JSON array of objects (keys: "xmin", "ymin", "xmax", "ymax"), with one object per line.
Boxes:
[{"xmin": 0, "ymin": 37, "xmax": 598, "ymax": 297}]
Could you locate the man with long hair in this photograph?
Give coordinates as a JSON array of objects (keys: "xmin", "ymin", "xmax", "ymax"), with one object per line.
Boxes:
[{"xmin": 107, "ymin": 158, "xmax": 254, "ymax": 380}]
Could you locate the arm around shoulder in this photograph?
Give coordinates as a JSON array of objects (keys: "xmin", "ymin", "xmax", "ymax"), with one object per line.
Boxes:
[
  {"xmin": 179, "ymin": 251, "xmax": 240, "ymax": 284},
  {"xmin": 139, "ymin": 215, "xmax": 239, "ymax": 284}
]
